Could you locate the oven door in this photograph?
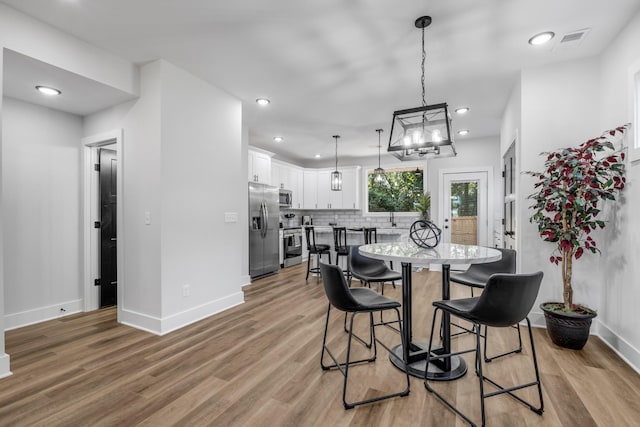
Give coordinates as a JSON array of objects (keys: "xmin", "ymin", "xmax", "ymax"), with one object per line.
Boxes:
[{"xmin": 283, "ymin": 231, "xmax": 302, "ymax": 267}]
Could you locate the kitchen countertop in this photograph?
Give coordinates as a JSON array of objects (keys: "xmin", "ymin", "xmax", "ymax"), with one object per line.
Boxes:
[{"xmin": 308, "ymin": 226, "xmax": 408, "ymax": 235}]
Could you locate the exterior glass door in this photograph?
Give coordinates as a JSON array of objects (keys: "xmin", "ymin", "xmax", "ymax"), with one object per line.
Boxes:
[{"xmin": 442, "ymin": 171, "xmax": 488, "ymax": 246}]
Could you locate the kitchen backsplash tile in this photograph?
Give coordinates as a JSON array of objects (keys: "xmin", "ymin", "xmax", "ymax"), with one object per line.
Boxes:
[{"xmin": 280, "ymin": 209, "xmax": 419, "ymax": 229}]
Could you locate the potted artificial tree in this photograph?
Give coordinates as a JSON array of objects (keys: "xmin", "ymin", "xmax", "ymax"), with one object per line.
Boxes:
[{"xmin": 526, "ymin": 124, "xmax": 629, "ymax": 349}]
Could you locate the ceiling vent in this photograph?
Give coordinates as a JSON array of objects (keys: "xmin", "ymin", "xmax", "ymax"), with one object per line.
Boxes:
[{"xmin": 555, "ymin": 28, "xmax": 591, "ymax": 49}]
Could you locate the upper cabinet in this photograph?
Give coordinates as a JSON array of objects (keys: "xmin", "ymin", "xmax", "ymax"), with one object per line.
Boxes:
[
  {"xmin": 248, "ymin": 148, "xmax": 272, "ymax": 184},
  {"xmin": 303, "ymin": 170, "xmax": 318, "ymax": 209},
  {"xmin": 272, "ymin": 159, "xmax": 304, "ymax": 209},
  {"xmin": 252, "ymin": 152, "xmax": 359, "ymax": 210},
  {"xmin": 341, "ymin": 167, "xmax": 360, "ymax": 210},
  {"xmin": 305, "ymin": 166, "xmax": 360, "ymax": 210}
]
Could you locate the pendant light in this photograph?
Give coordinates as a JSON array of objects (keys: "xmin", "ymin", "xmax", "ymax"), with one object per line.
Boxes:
[
  {"xmin": 331, "ymin": 135, "xmax": 342, "ymax": 191},
  {"xmin": 387, "ymin": 16, "xmax": 456, "ymax": 160},
  {"xmin": 373, "ymin": 129, "xmax": 386, "ymax": 183}
]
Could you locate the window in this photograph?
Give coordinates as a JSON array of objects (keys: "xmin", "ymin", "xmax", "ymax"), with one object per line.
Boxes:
[{"xmin": 366, "ymin": 166, "xmax": 424, "ymax": 214}]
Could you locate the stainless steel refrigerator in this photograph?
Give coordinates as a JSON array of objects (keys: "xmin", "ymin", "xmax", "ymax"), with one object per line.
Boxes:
[{"xmin": 249, "ymin": 182, "xmax": 280, "ymax": 278}]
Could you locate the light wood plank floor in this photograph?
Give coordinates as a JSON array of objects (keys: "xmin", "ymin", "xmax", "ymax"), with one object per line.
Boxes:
[{"xmin": 2, "ymin": 264, "xmax": 640, "ymax": 426}]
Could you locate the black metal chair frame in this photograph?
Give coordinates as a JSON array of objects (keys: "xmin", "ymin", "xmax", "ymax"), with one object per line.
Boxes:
[
  {"xmin": 449, "ymin": 248, "xmax": 522, "ymax": 363},
  {"xmin": 424, "ymin": 272, "xmax": 544, "ymax": 427},
  {"xmin": 319, "ymin": 262, "xmax": 410, "ymax": 409},
  {"xmin": 305, "ymin": 226, "xmax": 332, "ymax": 280}
]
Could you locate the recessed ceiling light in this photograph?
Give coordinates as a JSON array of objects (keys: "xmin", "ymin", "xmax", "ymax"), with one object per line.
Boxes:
[
  {"xmin": 35, "ymin": 85, "xmax": 61, "ymax": 96},
  {"xmin": 256, "ymin": 98, "xmax": 270, "ymax": 106},
  {"xmin": 457, "ymin": 130, "xmax": 469, "ymax": 136},
  {"xmin": 314, "ymin": 154, "xmax": 321, "ymax": 159},
  {"xmin": 273, "ymin": 136, "xmax": 283, "ymax": 143},
  {"xmin": 455, "ymin": 107, "xmax": 470, "ymax": 114},
  {"xmin": 528, "ymin": 31, "xmax": 555, "ymax": 46}
]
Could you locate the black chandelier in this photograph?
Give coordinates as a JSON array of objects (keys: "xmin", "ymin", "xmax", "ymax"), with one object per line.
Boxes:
[{"xmin": 387, "ymin": 16, "xmax": 456, "ymax": 160}]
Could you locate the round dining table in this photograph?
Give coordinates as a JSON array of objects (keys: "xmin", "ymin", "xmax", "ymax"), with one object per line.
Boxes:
[{"xmin": 359, "ymin": 242, "xmax": 502, "ymax": 380}]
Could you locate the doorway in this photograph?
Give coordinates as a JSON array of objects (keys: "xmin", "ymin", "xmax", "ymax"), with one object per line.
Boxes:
[
  {"xmin": 82, "ymin": 130, "xmax": 124, "ymax": 315},
  {"xmin": 98, "ymin": 148, "xmax": 117, "ymax": 307},
  {"xmin": 503, "ymin": 141, "xmax": 517, "ymax": 250},
  {"xmin": 440, "ymin": 170, "xmax": 491, "ymax": 247}
]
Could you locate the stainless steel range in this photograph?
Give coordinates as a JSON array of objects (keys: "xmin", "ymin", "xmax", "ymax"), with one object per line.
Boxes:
[{"xmin": 282, "ymin": 227, "xmax": 302, "ymax": 267}]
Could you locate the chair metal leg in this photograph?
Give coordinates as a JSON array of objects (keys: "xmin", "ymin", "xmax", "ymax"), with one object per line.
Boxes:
[
  {"xmin": 425, "ymin": 311, "xmax": 543, "ymax": 426},
  {"xmin": 484, "ymin": 323, "xmax": 522, "ymax": 362},
  {"xmin": 321, "ymin": 307, "xmax": 376, "ymax": 372},
  {"xmin": 306, "ymin": 253, "xmax": 312, "ymax": 280}
]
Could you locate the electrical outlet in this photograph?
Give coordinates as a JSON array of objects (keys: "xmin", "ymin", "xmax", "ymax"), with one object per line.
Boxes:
[{"xmin": 182, "ymin": 284, "xmax": 191, "ymax": 297}]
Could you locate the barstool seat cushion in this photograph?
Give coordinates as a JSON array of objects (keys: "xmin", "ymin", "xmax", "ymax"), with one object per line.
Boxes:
[
  {"xmin": 349, "ymin": 287, "xmax": 401, "ymax": 311},
  {"xmin": 311, "ymin": 243, "xmax": 331, "ymax": 252}
]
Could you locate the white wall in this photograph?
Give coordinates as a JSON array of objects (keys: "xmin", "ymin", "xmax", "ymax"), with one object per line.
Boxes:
[
  {"xmin": 503, "ymin": 11, "xmax": 640, "ymax": 370},
  {"xmin": 85, "ymin": 60, "xmax": 245, "ymax": 334},
  {"xmin": 2, "ymin": 97, "xmax": 83, "ymax": 328},
  {"xmin": 518, "ymin": 57, "xmax": 602, "ymax": 310},
  {"xmin": 597, "ymin": 10, "xmax": 640, "ymax": 368},
  {"xmin": 0, "ymin": 54, "xmax": 6, "ymax": 377},
  {"xmin": 159, "ymin": 60, "xmax": 244, "ymax": 331},
  {"xmin": 0, "ymin": 3, "xmax": 139, "ymax": 377}
]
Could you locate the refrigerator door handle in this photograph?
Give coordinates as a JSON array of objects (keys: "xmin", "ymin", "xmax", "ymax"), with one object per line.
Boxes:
[
  {"xmin": 260, "ymin": 202, "xmax": 266, "ymax": 238},
  {"xmin": 264, "ymin": 201, "xmax": 269, "ymax": 234}
]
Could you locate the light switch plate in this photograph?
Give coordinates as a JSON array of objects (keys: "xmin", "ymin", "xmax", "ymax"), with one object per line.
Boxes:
[
  {"xmin": 144, "ymin": 211, "xmax": 151, "ymax": 225},
  {"xmin": 225, "ymin": 212, "xmax": 238, "ymax": 223}
]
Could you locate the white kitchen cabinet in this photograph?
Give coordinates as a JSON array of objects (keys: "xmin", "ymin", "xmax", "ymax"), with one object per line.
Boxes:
[
  {"xmin": 317, "ymin": 169, "xmax": 342, "ymax": 209},
  {"xmin": 341, "ymin": 166, "xmax": 361, "ymax": 210},
  {"xmin": 248, "ymin": 149, "xmax": 272, "ymax": 184},
  {"xmin": 271, "ymin": 161, "xmax": 284, "ymax": 189},
  {"xmin": 290, "ymin": 167, "xmax": 304, "ymax": 209},
  {"xmin": 303, "ymin": 170, "xmax": 318, "ymax": 209}
]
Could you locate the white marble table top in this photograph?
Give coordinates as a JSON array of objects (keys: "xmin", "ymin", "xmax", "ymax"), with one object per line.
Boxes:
[{"xmin": 359, "ymin": 242, "xmax": 502, "ymax": 266}]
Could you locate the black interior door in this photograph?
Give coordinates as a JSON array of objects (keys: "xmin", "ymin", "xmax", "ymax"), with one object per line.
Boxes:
[{"xmin": 99, "ymin": 148, "xmax": 117, "ymax": 308}]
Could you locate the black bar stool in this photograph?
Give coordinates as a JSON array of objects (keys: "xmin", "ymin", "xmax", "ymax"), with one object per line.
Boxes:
[
  {"xmin": 363, "ymin": 226, "xmax": 395, "ymax": 286},
  {"xmin": 363, "ymin": 227, "xmax": 377, "ymax": 244},
  {"xmin": 305, "ymin": 226, "xmax": 331, "ymax": 280},
  {"xmin": 450, "ymin": 248, "xmax": 520, "ymax": 362},
  {"xmin": 424, "ymin": 272, "xmax": 544, "ymax": 426},
  {"xmin": 332, "ymin": 227, "xmax": 351, "ymax": 279},
  {"xmin": 319, "ymin": 262, "xmax": 409, "ymax": 409}
]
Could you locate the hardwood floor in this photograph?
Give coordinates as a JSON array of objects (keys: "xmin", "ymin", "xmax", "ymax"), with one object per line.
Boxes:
[{"xmin": 2, "ymin": 264, "xmax": 640, "ymax": 426}]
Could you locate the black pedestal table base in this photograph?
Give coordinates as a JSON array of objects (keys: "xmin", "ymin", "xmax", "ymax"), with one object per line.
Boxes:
[{"xmin": 389, "ymin": 343, "xmax": 467, "ymax": 380}]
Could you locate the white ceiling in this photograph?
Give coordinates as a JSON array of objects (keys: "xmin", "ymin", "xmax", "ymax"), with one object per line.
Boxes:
[
  {"xmin": 3, "ymin": 49, "xmax": 136, "ymax": 116},
  {"xmin": 2, "ymin": 0, "xmax": 639, "ymax": 166}
]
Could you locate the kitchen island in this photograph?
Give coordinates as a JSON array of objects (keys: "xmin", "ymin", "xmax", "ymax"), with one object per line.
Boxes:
[{"xmin": 303, "ymin": 225, "xmax": 409, "ymax": 272}]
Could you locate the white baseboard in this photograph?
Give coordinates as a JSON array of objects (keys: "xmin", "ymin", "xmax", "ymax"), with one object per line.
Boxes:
[
  {"xmin": 159, "ymin": 291, "xmax": 244, "ymax": 335},
  {"xmin": 239, "ymin": 275, "xmax": 251, "ymax": 287},
  {"xmin": 120, "ymin": 309, "xmax": 162, "ymax": 335},
  {"xmin": 121, "ymin": 291, "xmax": 245, "ymax": 336},
  {"xmin": 4, "ymin": 299, "xmax": 83, "ymax": 330},
  {"xmin": 0, "ymin": 353, "xmax": 11, "ymax": 379},
  {"xmin": 595, "ymin": 319, "xmax": 640, "ymax": 376}
]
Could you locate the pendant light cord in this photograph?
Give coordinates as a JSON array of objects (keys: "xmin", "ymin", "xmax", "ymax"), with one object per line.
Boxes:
[
  {"xmin": 334, "ymin": 135, "xmax": 339, "ymax": 170},
  {"xmin": 377, "ymin": 129, "xmax": 382, "ymax": 166},
  {"xmin": 421, "ymin": 26, "xmax": 426, "ymax": 107}
]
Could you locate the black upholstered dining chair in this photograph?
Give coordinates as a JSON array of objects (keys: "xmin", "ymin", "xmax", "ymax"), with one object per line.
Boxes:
[
  {"xmin": 319, "ymin": 262, "xmax": 409, "ymax": 409},
  {"xmin": 424, "ymin": 271, "xmax": 544, "ymax": 427},
  {"xmin": 348, "ymin": 246, "xmax": 400, "ymax": 295},
  {"xmin": 450, "ymin": 248, "xmax": 520, "ymax": 362},
  {"xmin": 304, "ymin": 226, "xmax": 331, "ymax": 280}
]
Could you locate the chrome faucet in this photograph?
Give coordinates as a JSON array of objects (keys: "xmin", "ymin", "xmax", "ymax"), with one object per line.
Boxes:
[{"xmin": 390, "ymin": 212, "xmax": 397, "ymax": 227}]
